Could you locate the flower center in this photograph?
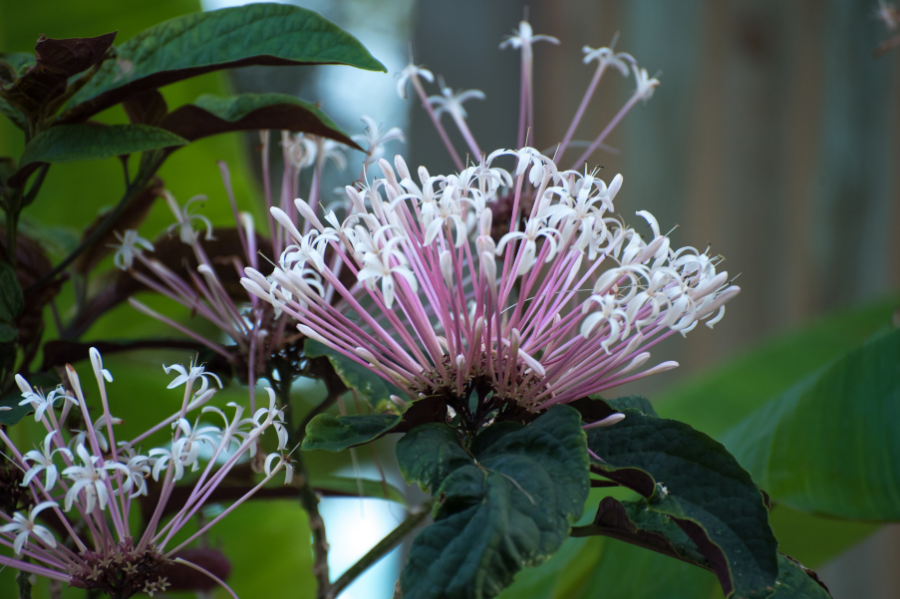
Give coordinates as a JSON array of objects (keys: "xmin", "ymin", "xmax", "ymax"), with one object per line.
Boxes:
[{"xmin": 69, "ymin": 539, "xmax": 170, "ymax": 599}]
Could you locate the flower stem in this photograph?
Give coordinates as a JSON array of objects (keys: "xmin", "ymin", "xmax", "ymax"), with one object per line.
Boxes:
[
  {"xmin": 16, "ymin": 565, "xmax": 32, "ymax": 599},
  {"xmin": 328, "ymin": 500, "xmax": 432, "ymax": 599},
  {"xmin": 278, "ymin": 356, "xmax": 347, "ymax": 599}
]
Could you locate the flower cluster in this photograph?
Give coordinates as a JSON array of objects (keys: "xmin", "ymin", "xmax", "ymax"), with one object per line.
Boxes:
[
  {"xmin": 110, "ymin": 123, "xmax": 402, "ymax": 411},
  {"xmin": 243, "ymin": 148, "xmax": 737, "ymax": 418},
  {"xmin": 0, "ymin": 350, "xmax": 290, "ymax": 596},
  {"xmin": 241, "ymin": 21, "xmax": 737, "ymax": 427}
]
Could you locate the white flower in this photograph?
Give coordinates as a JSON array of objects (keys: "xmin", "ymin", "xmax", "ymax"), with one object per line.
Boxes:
[
  {"xmin": 499, "ymin": 20, "xmax": 559, "ymax": 50},
  {"xmin": 165, "ymin": 192, "xmax": 214, "ymax": 245},
  {"xmin": 21, "ymin": 431, "xmax": 72, "ymax": 491},
  {"xmin": 582, "ymin": 42, "xmax": 634, "ymax": 75},
  {"xmin": 357, "ymin": 237, "xmax": 418, "ymax": 309},
  {"xmin": 16, "ymin": 376, "xmax": 74, "ymax": 422},
  {"xmin": 353, "ymin": 116, "xmax": 405, "ymax": 168},
  {"xmin": 62, "ymin": 444, "xmax": 125, "ymax": 512},
  {"xmin": 632, "ymin": 64, "xmax": 660, "ymax": 101},
  {"xmin": 876, "ymin": 1, "xmax": 900, "ymax": 30},
  {"xmin": 495, "ymin": 218, "xmax": 560, "ymax": 276},
  {"xmin": 427, "ymin": 81, "xmax": 485, "ymax": 121},
  {"xmin": 396, "ymin": 60, "xmax": 434, "ymax": 100},
  {"xmin": 203, "ymin": 402, "xmax": 254, "ymax": 454},
  {"xmin": 317, "ymin": 138, "xmax": 348, "ymax": 171},
  {"xmin": 282, "ymin": 131, "xmax": 318, "ymax": 169},
  {"xmin": 264, "ymin": 453, "xmax": 293, "ymax": 485},
  {"xmin": 164, "ymin": 361, "xmax": 223, "ymax": 396},
  {"xmin": 171, "ymin": 418, "xmax": 220, "ymax": 473},
  {"xmin": 117, "ymin": 445, "xmax": 151, "ymax": 498},
  {"xmin": 0, "ymin": 501, "xmax": 58, "ymax": 555},
  {"xmin": 110, "ymin": 229, "xmax": 154, "ymax": 270},
  {"xmin": 252, "ymin": 389, "xmax": 289, "ymax": 451}
]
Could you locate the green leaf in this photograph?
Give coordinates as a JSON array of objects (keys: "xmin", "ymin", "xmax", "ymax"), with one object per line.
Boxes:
[
  {"xmin": 305, "ymin": 338, "xmax": 406, "ymax": 409},
  {"xmin": 658, "ymin": 296, "xmax": 899, "ymax": 437},
  {"xmin": 0, "ymin": 389, "xmax": 31, "ymax": 425},
  {"xmin": 722, "ymin": 328, "xmax": 900, "ymax": 521},
  {"xmin": 605, "ymin": 395, "xmax": 658, "ymax": 417},
  {"xmin": 62, "ymin": 4, "xmax": 386, "ymax": 122},
  {"xmin": 0, "ymin": 53, "xmax": 36, "ymax": 77},
  {"xmin": 18, "ymin": 123, "xmax": 187, "ymax": 168},
  {"xmin": 0, "ymin": 97, "xmax": 26, "ymax": 130},
  {"xmin": 397, "ymin": 405, "xmax": 590, "ymax": 599},
  {"xmin": 396, "ymin": 423, "xmax": 471, "ymax": 493},
  {"xmin": 587, "ymin": 411, "xmax": 777, "ymax": 599},
  {"xmin": 771, "ymin": 554, "xmax": 832, "ymax": 598},
  {"xmin": 572, "ymin": 496, "xmax": 709, "ymax": 567},
  {"xmin": 302, "ymin": 413, "xmax": 400, "ymax": 452},
  {"xmin": 160, "ymin": 92, "xmax": 359, "ymax": 148}
]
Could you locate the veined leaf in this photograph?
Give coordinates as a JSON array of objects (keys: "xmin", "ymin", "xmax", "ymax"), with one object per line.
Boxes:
[
  {"xmin": 302, "ymin": 413, "xmax": 401, "ymax": 452},
  {"xmin": 571, "ymin": 496, "xmax": 709, "ymax": 568},
  {"xmin": 722, "ymin": 328, "xmax": 900, "ymax": 521},
  {"xmin": 61, "ymin": 4, "xmax": 386, "ymax": 122},
  {"xmin": 587, "ymin": 410, "xmax": 778, "ymax": 599},
  {"xmin": 18, "ymin": 123, "xmax": 186, "ymax": 168},
  {"xmin": 161, "ymin": 93, "xmax": 359, "ymax": 148},
  {"xmin": 305, "ymin": 338, "xmax": 406, "ymax": 409},
  {"xmin": 771, "ymin": 554, "xmax": 832, "ymax": 598},
  {"xmin": 397, "ymin": 406, "xmax": 590, "ymax": 599}
]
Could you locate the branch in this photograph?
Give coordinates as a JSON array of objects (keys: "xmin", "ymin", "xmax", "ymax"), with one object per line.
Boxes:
[
  {"xmin": 23, "ymin": 154, "xmax": 163, "ymax": 295},
  {"xmin": 328, "ymin": 501, "xmax": 432, "ymax": 599}
]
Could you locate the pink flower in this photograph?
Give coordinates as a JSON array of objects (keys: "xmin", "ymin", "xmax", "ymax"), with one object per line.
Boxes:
[{"xmin": 243, "ymin": 19, "xmax": 738, "ymax": 424}]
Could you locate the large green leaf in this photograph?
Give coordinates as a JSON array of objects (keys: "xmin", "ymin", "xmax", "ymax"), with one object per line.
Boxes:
[
  {"xmin": 18, "ymin": 123, "xmax": 186, "ymax": 167},
  {"xmin": 658, "ymin": 296, "xmax": 899, "ymax": 436},
  {"xmin": 501, "ymin": 536, "xmax": 719, "ymax": 599},
  {"xmin": 160, "ymin": 92, "xmax": 359, "ymax": 147},
  {"xmin": 305, "ymin": 338, "xmax": 406, "ymax": 409},
  {"xmin": 397, "ymin": 406, "xmax": 590, "ymax": 599},
  {"xmin": 587, "ymin": 410, "xmax": 777, "ymax": 599},
  {"xmin": 302, "ymin": 413, "xmax": 401, "ymax": 452},
  {"xmin": 61, "ymin": 3, "xmax": 386, "ymax": 122},
  {"xmin": 722, "ymin": 328, "xmax": 900, "ymax": 521}
]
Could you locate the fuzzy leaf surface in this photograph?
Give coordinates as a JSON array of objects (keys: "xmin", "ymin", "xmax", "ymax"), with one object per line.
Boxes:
[{"xmin": 397, "ymin": 405, "xmax": 590, "ymax": 599}]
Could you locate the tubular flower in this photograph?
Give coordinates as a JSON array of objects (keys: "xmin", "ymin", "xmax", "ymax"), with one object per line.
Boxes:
[
  {"xmin": 239, "ymin": 18, "xmax": 737, "ymax": 428},
  {"xmin": 0, "ymin": 349, "xmax": 290, "ymax": 597},
  {"xmin": 243, "ymin": 150, "xmax": 738, "ymax": 421}
]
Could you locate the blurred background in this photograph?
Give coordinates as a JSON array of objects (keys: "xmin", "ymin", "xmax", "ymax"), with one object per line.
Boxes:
[{"xmin": 1, "ymin": 0, "xmax": 898, "ymax": 597}]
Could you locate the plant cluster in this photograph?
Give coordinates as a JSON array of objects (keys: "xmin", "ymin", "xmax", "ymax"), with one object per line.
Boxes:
[{"xmin": 0, "ymin": 4, "xmax": 897, "ymax": 599}]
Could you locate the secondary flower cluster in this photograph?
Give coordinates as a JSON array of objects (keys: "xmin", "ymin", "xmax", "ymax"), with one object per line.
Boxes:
[
  {"xmin": 242, "ymin": 148, "xmax": 738, "ymax": 414},
  {"xmin": 0, "ymin": 350, "xmax": 290, "ymax": 596}
]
